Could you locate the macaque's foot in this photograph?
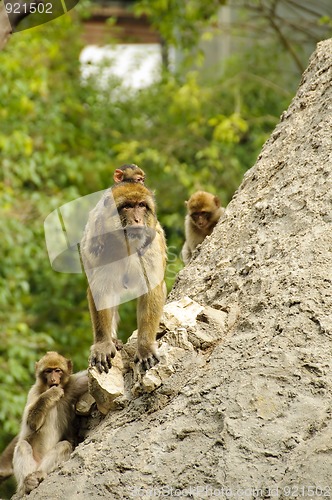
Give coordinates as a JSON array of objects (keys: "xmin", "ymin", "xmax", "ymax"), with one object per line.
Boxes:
[
  {"xmin": 24, "ymin": 471, "xmax": 46, "ymax": 494},
  {"xmin": 134, "ymin": 345, "xmax": 160, "ymax": 372},
  {"xmin": 89, "ymin": 341, "xmax": 117, "ymax": 373}
]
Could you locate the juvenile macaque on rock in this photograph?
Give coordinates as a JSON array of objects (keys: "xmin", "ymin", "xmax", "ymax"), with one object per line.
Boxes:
[
  {"xmin": 181, "ymin": 191, "xmax": 223, "ymax": 265},
  {"xmin": 13, "ymin": 352, "xmax": 88, "ymax": 496}
]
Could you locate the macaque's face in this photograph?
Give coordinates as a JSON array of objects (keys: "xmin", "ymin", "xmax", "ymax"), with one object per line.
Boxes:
[
  {"xmin": 190, "ymin": 211, "xmax": 212, "ymax": 230},
  {"xmin": 43, "ymin": 367, "xmax": 64, "ymax": 387},
  {"xmin": 118, "ymin": 199, "xmax": 155, "ymax": 244},
  {"xmin": 186, "ymin": 192, "xmax": 221, "ymax": 231},
  {"xmin": 85, "ymin": 184, "xmax": 157, "ymax": 263},
  {"xmin": 133, "ymin": 174, "xmax": 145, "ymax": 184},
  {"xmin": 36, "ymin": 352, "xmax": 72, "ymax": 389},
  {"xmin": 120, "ymin": 200, "xmax": 147, "ymax": 222},
  {"xmin": 112, "ymin": 184, "xmax": 155, "ymax": 230}
]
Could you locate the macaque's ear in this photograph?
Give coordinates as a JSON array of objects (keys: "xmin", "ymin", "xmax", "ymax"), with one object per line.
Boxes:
[
  {"xmin": 185, "ymin": 200, "xmax": 188, "ymax": 206},
  {"xmin": 66, "ymin": 359, "xmax": 73, "ymax": 374},
  {"xmin": 214, "ymin": 196, "xmax": 221, "ymax": 208},
  {"xmin": 114, "ymin": 169, "xmax": 124, "ymax": 183}
]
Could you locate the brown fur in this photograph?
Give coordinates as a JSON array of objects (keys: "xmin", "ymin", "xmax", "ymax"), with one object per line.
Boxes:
[
  {"xmin": 181, "ymin": 191, "xmax": 223, "ymax": 265},
  {"xmin": 13, "ymin": 352, "xmax": 88, "ymax": 496},
  {"xmin": 81, "ymin": 182, "xmax": 167, "ymax": 373}
]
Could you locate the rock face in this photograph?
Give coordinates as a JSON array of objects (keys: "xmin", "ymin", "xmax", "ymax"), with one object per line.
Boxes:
[{"xmin": 27, "ymin": 39, "xmax": 332, "ymax": 499}]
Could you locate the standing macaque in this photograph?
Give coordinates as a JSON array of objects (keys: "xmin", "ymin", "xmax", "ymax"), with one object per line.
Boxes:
[
  {"xmin": 13, "ymin": 352, "xmax": 88, "ymax": 496},
  {"xmin": 80, "ymin": 182, "xmax": 167, "ymax": 374},
  {"xmin": 181, "ymin": 191, "xmax": 223, "ymax": 265},
  {"xmin": 113, "ymin": 164, "xmax": 145, "ymax": 185}
]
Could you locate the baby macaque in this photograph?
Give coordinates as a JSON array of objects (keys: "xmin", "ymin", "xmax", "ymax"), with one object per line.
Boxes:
[
  {"xmin": 181, "ymin": 190, "xmax": 223, "ymax": 264},
  {"xmin": 113, "ymin": 164, "xmax": 145, "ymax": 185}
]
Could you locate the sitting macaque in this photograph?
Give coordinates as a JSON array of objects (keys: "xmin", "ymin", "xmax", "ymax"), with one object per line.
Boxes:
[
  {"xmin": 181, "ymin": 190, "xmax": 223, "ymax": 265},
  {"xmin": 80, "ymin": 182, "xmax": 167, "ymax": 374},
  {"xmin": 13, "ymin": 352, "xmax": 88, "ymax": 496},
  {"xmin": 113, "ymin": 164, "xmax": 145, "ymax": 185}
]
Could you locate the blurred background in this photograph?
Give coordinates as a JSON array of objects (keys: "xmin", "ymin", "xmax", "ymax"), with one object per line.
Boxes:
[{"xmin": 0, "ymin": 0, "xmax": 331, "ymax": 496}]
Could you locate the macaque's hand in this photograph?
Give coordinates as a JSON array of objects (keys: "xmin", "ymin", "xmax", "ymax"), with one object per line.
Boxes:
[
  {"xmin": 134, "ymin": 342, "xmax": 160, "ymax": 372},
  {"xmin": 89, "ymin": 341, "xmax": 117, "ymax": 373},
  {"xmin": 47, "ymin": 386, "xmax": 64, "ymax": 401}
]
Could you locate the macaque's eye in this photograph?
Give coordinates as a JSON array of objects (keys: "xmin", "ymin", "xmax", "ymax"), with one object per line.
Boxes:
[
  {"xmin": 44, "ymin": 368, "xmax": 62, "ymax": 375},
  {"xmin": 194, "ymin": 211, "xmax": 209, "ymax": 217},
  {"xmin": 120, "ymin": 203, "xmax": 134, "ymax": 211},
  {"xmin": 191, "ymin": 211, "xmax": 210, "ymax": 222},
  {"xmin": 138, "ymin": 202, "xmax": 147, "ymax": 208}
]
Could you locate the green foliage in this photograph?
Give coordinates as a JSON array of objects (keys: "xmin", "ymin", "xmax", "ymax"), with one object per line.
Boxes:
[
  {"xmin": 0, "ymin": 3, "xmax": 316, "ymax": 492},
  {"xmin": 134, "ymin": 0, "xmax": 225, "ymax": 55},
  {"xmin": 0, "ymin": 15, "xmax": 92, "ymax": 447}
]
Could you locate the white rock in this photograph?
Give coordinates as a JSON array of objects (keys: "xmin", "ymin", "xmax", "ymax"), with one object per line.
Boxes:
[
  {"xmin": 88, "ymin": 351, "xmax": 125, "ymax": 415},
  {"xmin": 161, "ymin": 296, "xmax": 204, "ymax": 329}
]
